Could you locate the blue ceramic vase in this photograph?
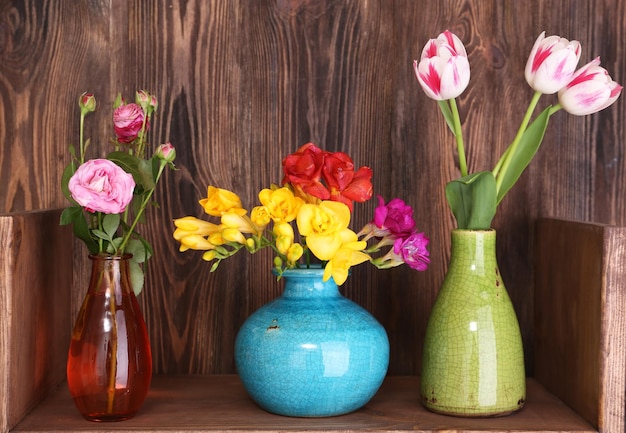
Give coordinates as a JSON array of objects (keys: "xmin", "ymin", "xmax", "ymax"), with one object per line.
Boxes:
[{"xmin": 234, "ymin": 267, "xmax": 389, "ymax": 417}]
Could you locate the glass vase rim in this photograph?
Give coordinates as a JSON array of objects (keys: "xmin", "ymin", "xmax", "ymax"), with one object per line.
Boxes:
[{"xmin": 88, "ymin": 253, "xmax": 133, "ymax": 261}]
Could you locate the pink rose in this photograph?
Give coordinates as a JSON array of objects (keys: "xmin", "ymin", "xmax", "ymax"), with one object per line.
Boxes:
[
  {"xmin": 113, "ymin": 102, "xmax": 147, "ymax": 143},
  {"xmin": 68, "ymin": 159, "xmax": 135, "ymax": 214},
  {"xmin": 373, "ymin": 196, "xmax": 416, "ymax": 238}
]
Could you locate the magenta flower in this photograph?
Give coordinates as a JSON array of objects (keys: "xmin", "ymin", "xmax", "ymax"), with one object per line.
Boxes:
[
  {"xmin": 413, "ymin": 30, "xmax": 471, "ymax": 100},
  {"xmin": 113, "ymin": 102, "xmax": 147, "ymax": 144},
  {"xmin": 558, "ymin": 57, "xmax": 623, "ymax": 116},
  {"xmin": 393, "ymin": 232, "xmax": 430, "ymax": 271},
  {"xmin": 68, "ymin": 159, "xmax": 136, "ymax": 214},
  {"xmin": 524, "ymin": 31, "xmax": 581, "ymax": 94},
  {"xmin": 373, "ymin": 196, "xmax": 416, "ymax": 238}
]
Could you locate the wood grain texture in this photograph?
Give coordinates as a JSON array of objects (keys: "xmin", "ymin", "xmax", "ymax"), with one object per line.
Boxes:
[
  {"xmin": 0, "ymin": 0, "xmax": 625, "ymax": 379},
  {"xmin": 13, "ymin": 375, "xmax": 596, "ymax": 433},
  {"xmin": 0, "ymin": 210, "xmax": 73, "ymax": 432},
  {"xmin": 535, "ymin": 218, "xmax": 626, "ymax": 433}
]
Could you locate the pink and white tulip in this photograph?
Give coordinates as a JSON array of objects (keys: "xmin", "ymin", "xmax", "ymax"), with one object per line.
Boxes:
[
  {"xmin": 525, "ymin": 31, "xmax": 581, "ymax": 94},
  {"xmin": 414, "ymin": 30, "xmax": 471, "ymax": 100},
  {"xmin": 558, "ymin": 57, "xmax": 623, "ymax": 116}
]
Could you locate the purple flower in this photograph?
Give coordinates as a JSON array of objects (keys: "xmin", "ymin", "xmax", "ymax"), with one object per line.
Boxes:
[
  {"xmin": 393, "ymin": 232, "xmax": 430, "ymax": 271},
  {"xmin": 373, "ymin": 196, "xmax": 416, "ymax": 238}
]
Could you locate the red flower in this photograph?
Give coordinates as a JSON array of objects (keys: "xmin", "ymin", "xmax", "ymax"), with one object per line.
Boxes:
[
  {"xmin": 282, "ymin": 143, "xmax": 330, "ymax": 200},
  {"xmin": 323, "ymin": 152, "xmax": 373, "ymax": 211},
  {"xmin": 282, "ymin": 143, "xmax": 373, "ymax": 211}
]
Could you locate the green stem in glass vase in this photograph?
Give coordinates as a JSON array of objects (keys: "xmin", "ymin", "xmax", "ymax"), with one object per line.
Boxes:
[{"xmin": 105, "ymin": 264, "xmax": 119, "ymax": 415}]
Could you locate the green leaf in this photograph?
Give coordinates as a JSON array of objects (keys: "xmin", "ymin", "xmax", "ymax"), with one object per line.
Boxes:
[
  {"xmin": 60, "ymin": 206, "xmax": 99, "ymax": 253},
  {"xmin": 107, "ymin": 151, "xmax": 142, "ymax": 184},
  {"xmin": 102, "ymin": 214, "xmax": 121, "ymax": 238},
  {"xmin": 60, "ymin": 162, "xmax": 77, "ymax": 202},
  {"xmin": 128, "ymin": 258, "xmax": 145, "ymax": 296},
  {"xmin": 125, "ymin": 238, "xmax": 153, "ymax": 263},
  {"xmin": 107, "ymin": 237, "xmax": 123, "ymax": 254},
  {"xmin": 92, "ymin": 229, "xmax": 110, "ymax": 241},
  {"xmin": 437, "ymin": 100, "xmax": 456, "ymax": 136},
  {"xmin": 445, "ymin": 171, "xmax": 497, "ymax": 230},
  {"xmin": 138, "ymin": 158, "xmax": 156, "ymax": 189},
  {"xmin": 496, "ymin": 107, "xmax": 551, "ymax": 205}
]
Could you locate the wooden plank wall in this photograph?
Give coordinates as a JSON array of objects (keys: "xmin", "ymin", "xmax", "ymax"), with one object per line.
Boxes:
[{"xmin": 0, "ymin": 0, "xmax": 624, "ymax": 376}]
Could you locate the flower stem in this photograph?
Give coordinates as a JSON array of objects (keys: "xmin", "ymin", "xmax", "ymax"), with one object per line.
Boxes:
[
  {"xmin": 494, "ymin": 91, "xmax": 542, "ymax": 192},
  {"xmin": 105, "ymin": 264, "xmax": 118, "ymax": 414},
  {"xmin": 117, "ymin": 160, "xmax": 167, "ymax": 253},
  {"xmin": 79, "ymin": 112, "xmax": 86, "ymax": 164},
  {"xmin": 449, "ymin": 98, "xmax": 468, "ymax": 177}
]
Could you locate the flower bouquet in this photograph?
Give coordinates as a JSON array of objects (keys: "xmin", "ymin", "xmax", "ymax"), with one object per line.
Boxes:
[
  {"xmin": 60, "ymin": 90, "xmax": 176, "ymax": 421},
  {"xmin": 61, "ymin": 91, "xmax": 176, "ymax": 294},
  {"xmin": 173, "ymin": 143, "xmax": 430, "ymax": 417},
  {"xmin": 173, "ymin": 142, "xmax": 430, "ymax": 284},
  {"xmin": 413, "ymin": 30, "xmax": 622, "ymax": 417},
  {"xmin": 414, "ymin": 30, "xmax": 622, "ymax": 229}
]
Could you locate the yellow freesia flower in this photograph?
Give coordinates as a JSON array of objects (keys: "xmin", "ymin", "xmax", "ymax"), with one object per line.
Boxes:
[
  {"xmin": 296, "ymin": 201, "xmax": 351, "ymax": 260},
  {"xmin": 202, "ymin": 250, "xmax": 217, "ymax": 261},
  {"xmin": 199, "ymin": 186, "xmax": 247, "ymax": 217},
  {"xmin": 221, "ymin": 211, "xmax": 258, "ymax": 234},
  {"xmin": 250, "ymin": 206, "xmax": 271, "ymax": 230},
  {"xmin": 323, "ymin": 230, "xmax": 370, "ymax": 285},
  {"xmin": 222, "ymin": 227, "xmax": 247, "ymax": 245},
  {"xmin": 173, "ymin": 216, "xmax": 222, "ymax": 241},
  {"xmin": 259, "ymin": 187, "xmax": 304, "ymax": 223},
  {"xmin": 208, "ymin": 231, "xmax": 226, "ymax": 246},
  {"xmin": 177, "ymin": 234, "xmax": 217, "ymax": 252},
  {"xmin": 273, "ymin": 221, "xmax": 295, "ymax": 255},
  {"xmin": 286, "ymin": 243, "xmax": 304, "ymax": 264}
]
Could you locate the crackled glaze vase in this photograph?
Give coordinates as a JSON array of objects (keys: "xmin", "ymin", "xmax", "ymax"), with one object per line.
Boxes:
[
  {"xmin": 421, "ymin": 229, "xmax": 525, "ymax": 417},
  {"xmin": 234, "ymin": 267, "xmax": 389, "ymax": 417}
]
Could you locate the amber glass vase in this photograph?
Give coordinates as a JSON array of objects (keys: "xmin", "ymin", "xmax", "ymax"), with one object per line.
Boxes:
[{"xmin": 67, "ymin": 254, "xmax": 152, "ymax": 422}]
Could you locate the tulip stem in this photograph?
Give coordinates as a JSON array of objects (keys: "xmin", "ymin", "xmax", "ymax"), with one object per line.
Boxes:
[
  {"xmin": 494, "ymin": 91, "xmax": 542, "ymax": 192},
  {"xmin": 449, "ymin": 99, "xmax": 468, "ymax": 177}
]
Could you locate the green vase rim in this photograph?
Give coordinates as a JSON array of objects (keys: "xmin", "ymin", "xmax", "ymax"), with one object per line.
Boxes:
[{"xmin": 451, "ymin": 228, "xmax": 495, "ymax": 233}]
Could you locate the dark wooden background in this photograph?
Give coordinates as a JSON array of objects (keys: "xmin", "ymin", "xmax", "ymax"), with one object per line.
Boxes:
[{"xmin": 0, "ymin": 0, "xmax": 624, "ymax": 376}]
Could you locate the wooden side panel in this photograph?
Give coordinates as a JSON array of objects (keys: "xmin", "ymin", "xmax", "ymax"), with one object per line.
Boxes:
[
  {"xmin": 535, "ymin": 218, "xmax": 626, "ymax": 433},
  {"xmin": 0, "ymin": 210, "xmax": 73, "ymax": 433}
]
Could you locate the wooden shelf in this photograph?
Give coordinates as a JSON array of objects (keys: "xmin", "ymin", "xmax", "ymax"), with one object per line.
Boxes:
[
  {"xmin": 2, "ymin": 214, "xmax": 623, "ymax": 433},
  {"xmin": 12, "ymin": 375, "xmax": 596, "ymax": 433}
]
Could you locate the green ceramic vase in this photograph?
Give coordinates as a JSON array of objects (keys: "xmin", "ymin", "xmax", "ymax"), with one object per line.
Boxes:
[{"xmin": 421, "ymin": 229, "xmax": 525, "ymax": 417}]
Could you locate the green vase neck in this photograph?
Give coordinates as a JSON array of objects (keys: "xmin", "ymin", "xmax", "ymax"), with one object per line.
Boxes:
[{"xmin": 448, "ymin": 229, "xmax": 497, "ymax": 275}]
